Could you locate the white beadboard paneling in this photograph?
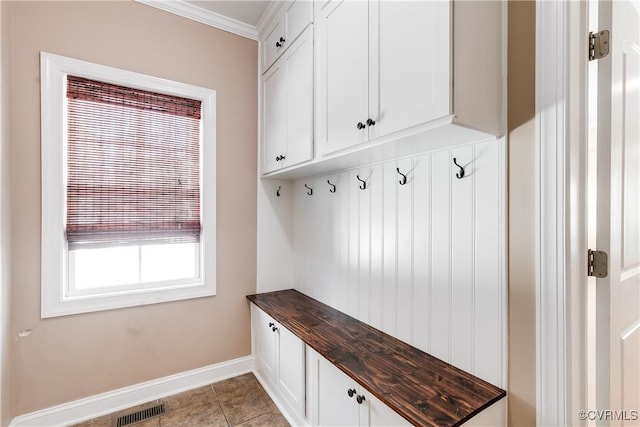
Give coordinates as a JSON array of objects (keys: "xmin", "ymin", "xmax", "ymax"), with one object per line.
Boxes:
[
  {"xmin": 382, "ymin": 162, "xmax": 398, "ymax": 336},
  {"xmin": 347, "ymin": 170, "xmax": 360, "ymax": 318},
  {"xmin": 412, "ymin": 154, "xmax": 430, "ymax": 352},
  {"xmin": 369, "ymin": 164, "xmax": 384, "ymax": 331},
  {"xmin": 430, "ymin": 149, "xmax": 452, "ymax": 362},
  {"xmin": 358, "ymin": 167, "xmax": 372, "ymax": 323},
  {"xmin": 291, "ymin": 137, "xmax": 505, "ymax": 387},
  {"xmin": 473, "ymin": 139, "xmax": 504, "ymax": 386},
  {"xmin": 396, "ymin": 157, "xmax": 414, "ymax": 344},
  {"xmin": 450, "ymin": 145, "xmax": 475, "ymax": 373},
  {"xmin": 336, "ymin": 172, "xmax": 350, "ymax": 314}
]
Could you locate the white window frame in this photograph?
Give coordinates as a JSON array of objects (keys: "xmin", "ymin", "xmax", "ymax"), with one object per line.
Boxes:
[{"xmin": 40, "ymin": 52, "xmax": 217, "ymax": 318}]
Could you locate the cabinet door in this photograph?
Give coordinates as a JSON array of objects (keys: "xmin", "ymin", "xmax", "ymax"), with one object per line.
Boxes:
[
  {"xmin": 263, "ymin": 62, "xmax": 286, "ymax": 173},
  {"xmin": 263, "ymin": 15, "xmax": 286, "ymax": 71},
  {"xmin": 253, "ymin": 306, "xmax": 277, "ymax": 382},
  {"xmin": 368, "ymin": 0, "xmax": 451, "ymax": 140},
  {"xmin": 364, "ymin": 393, "xmax": 410, "ymax": 427},
  {"xmin": 282, "ymin": 26, "xmax": 313, "ymax": 169},
  {"xmin": 316, "ymin": 0, "xmax": 369, "ymax": 155},
  {"xmin": 276, "ymin": 324, "xmax": 306, "ymax": 416},
  {"xmin": 284, "ymin": 0, "xmax": 313, "ymax": 47},
  {"xmin": 317, "ymin": 357, "xmax": 359, "ymax": 426}
]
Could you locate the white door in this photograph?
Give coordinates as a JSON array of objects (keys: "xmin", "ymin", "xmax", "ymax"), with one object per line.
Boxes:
[
  {"xmin": 365, "ymin": 392, "xmax": 410, "ymax": 427},
  {"xmin": 275, "ymin": 324, "xmax": 306, "ymax": 416},
  {"xmin": 263, "ymin": 62, "xmax": 286, "ymax": 173},
  {"xmin": 368, "ymin": 0, "xmax": 449, "ymax": 141},
  {"xmin": 316, "ymin": 0, "xmax": 369, "ymax": 155},
  {"xmin": 317, "ymin": 356, "xmax": 359, "ymax": 426},
  {"xmin": 283, "ymin": 26, "xmax": 313, "ymax": 169},
  {"xmin": 253, "ymin": 306, "xmax": 277, "ymax": 381},
  {"xmin": 596, "ymin": 0, "xmax": 640, "ymax": 423}
]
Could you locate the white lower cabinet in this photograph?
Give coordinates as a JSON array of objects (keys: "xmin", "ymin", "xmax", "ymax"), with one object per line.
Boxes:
[
  {"xmin": 252, "ymin": 305, "xmax": 306, "ymax": 418},
  {"xmin": 309, "ymin": 349, "xmax": 409, "ymax": 427}
]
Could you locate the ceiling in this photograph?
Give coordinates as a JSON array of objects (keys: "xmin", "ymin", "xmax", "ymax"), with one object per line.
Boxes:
[{"xmin": 184, "ymin": 1, "xmax": 271, "ymax": 27}]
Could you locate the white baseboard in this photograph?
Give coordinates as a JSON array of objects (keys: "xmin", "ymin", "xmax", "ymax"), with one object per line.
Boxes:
[{"xmin": 10, "ymin": 355, "xmax": 255, "ymax": 427}]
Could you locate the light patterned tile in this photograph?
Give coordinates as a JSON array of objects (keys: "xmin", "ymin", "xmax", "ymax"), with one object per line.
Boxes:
[
  {"xmin": 161, "ymin": 385, "xmax": 216, "ymax": 410},
  {"xmin": 159, "ymin": 400, "xmax": 228, "ymax": 427},
  {"xmin": 233, "ymin": 411, "xmax": 290, "ymax": 427},
  {"xmin": 213, "ymin": 375, "xmax": 277, "ymax": 426}
]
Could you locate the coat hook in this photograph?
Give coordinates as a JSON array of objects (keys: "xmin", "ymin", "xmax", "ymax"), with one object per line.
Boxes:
[
  {"xmin": 327, "ymin": 180, "xmax": 336, "ymax": 193},
  {"xmin": 304, "ymin": 184, "xmax": 313, "ymax": 196},
  {"xmin": 396, "ymin": 168, "xmax": 407, "ymax": 185},
  {"xmin": 276, "ymin": 186, "xmax": 281, "ymax": 197},
  {"xmin": 453, "ymin": 157, "xmax": 465, "ymax": 179},
  {"xmin": 356, "ymin": 175, "xmax": 367, "ymax": 190}
]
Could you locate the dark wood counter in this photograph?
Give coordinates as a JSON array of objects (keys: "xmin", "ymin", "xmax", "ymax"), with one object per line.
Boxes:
[{"xmin": 247, "ymin": 289, "xmax": 505, "ymax": 427}]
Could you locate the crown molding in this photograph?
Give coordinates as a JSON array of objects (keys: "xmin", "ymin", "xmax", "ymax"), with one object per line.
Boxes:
[{"xmin": 136, "ymin": 0, "xmax": 259, "ymax": 41}]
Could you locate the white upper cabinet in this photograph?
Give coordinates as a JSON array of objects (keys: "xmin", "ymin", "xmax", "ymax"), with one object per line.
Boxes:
[
  {"xmin": 262, "ymin": 0, "xmax": 314, "ymax": 72},
  {"xmin": 315, "ymin": 0, "xmax": 369, "ymax": 154},
  {"xmin": 317, "ymin": 0, "xmax": 450, "ymax": 155},
  {"xmin": 263, "ymin": 26, "xmax": 314, "ymax": 173},
  {"xmin": 261, "ymin": 0, "xmax": 504, "ymax": 178}
]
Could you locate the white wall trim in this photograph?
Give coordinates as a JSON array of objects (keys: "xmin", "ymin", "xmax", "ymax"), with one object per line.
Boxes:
[
  {"xmin": 535, "ymin": 0, "xmax": 568, "ymax": 425},
  {"xmin": 135, "ymin": 0, "xmax": 259, "ymax": 41},
  {"xmin": 535, "ymin": 1, "xmax": 588, "ymax": 425},
  {"xmin": 9, "ymin": 356, "xmax": 255, "ymax": 427}
]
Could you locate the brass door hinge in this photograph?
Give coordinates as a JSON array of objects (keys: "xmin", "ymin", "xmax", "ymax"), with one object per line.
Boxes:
[
  {"xmin": 588, "ymin": 249, "xmax": 608, "ymax": 278},
  {"xmin": 589, "ymin": 30, "xmax": 610, "ymax": 61}
]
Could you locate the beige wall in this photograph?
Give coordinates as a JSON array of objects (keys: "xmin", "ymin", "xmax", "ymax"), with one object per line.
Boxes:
[
  {"xmin": 9, "ymin": 1, "xmax": 257, "ymax": 415},
  {"xmin": 507, "ymin": 1, "xmax": 536, "ymax": 425},
  {"xmin": 1, "ymin": 1, "xmax": 14, "ymax": 424}
]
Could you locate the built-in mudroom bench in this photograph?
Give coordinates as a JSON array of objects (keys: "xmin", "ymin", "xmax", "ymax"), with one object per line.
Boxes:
[{"xmin": 247, "ymin": 289, "xmax": 506, "ymax": 427}]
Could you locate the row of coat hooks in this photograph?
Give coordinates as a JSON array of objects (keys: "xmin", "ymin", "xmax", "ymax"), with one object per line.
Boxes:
[{"xmin": 276, "ymin": 157, "xmax": 465, "ymax": 197}]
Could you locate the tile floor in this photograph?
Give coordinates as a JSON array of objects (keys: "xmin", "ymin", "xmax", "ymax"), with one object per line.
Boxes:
[{"xmin": 72, "ymin": 373, "xmax": 290, "ymax": 427}]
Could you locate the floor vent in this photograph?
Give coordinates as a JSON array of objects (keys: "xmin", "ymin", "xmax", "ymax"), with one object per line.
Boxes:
[{"xmin": 115, "ymin": 404, "xmax": 165, "ymax": 427}]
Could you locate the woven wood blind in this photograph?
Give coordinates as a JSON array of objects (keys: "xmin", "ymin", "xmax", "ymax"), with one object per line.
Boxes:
[{"xmin": 66, "ymin": 75, "xmax": 202, "ymax": 249}]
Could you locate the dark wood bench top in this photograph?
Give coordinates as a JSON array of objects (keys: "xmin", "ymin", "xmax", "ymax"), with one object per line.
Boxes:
[{"xmin": 247, "ymin": 289, "xmax": 505, "ymax": 427}]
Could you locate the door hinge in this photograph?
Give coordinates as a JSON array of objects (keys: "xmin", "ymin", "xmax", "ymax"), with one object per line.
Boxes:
[
  {"xmin": 588, "ymin": 249, "xmax": 608, "ymax": 278},
  {"xmin": 589, "ymin": 30, "xmax": 610, "ymax": 61}
]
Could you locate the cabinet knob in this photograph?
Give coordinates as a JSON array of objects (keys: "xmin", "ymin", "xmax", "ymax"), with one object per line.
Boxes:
[
  {"xmin": 280, "ymin": 155, "xmax": 286, "ymax": 160},
  {"xmin": 268, "ymin": 322, "xmax": 274, "ymax": 327},
  {"xmin": 272, "ymin": 326, "xmax": 278, "ymax": 332},
  {"xmin": 357, "ymin": 122, "xmax": 366, "ymax": 130},
  {"xmin": 356, "ymin": 395, "xmax": 366, "ymax": 404},
  {"xmin": 366, "ymin": 118, "xmax": 376, "ymax": 126},
  {"xmin": 279, "ymin": 36, "xmax": 286, "ymax": 43},
  {"xmin": 347, "ymin": 388, "xmax": 356, "ymax": 398},
  {"xmin": 275, "ymin": 155, "xmax": 286, "ymax": 161},
  {"xmin": 276, "ymin": 41, "xmax": 282, "ymax": 47}
]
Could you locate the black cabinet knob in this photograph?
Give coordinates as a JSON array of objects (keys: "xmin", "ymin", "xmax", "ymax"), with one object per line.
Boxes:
[
  {"xmin": 276, "ymin": 41, "xmax": 282, "ymax": 47},
  {"xmin": 280, "ymin": 155, "xmax": 286, "ymax": 160},
  {"xmin": 357, "ymin": 122, "xmax": 366, "ymax": 130},
  {"xmin": 347, "ymin": 388, "xmax": 356, "ymax": 397},
  {"xmin": 356, "ymin": 395, "xmax": 366, "ymax": 404},
  {"xmin": 366, "ymin": 118, "xmax": 376, "ymax": 126},
  {"xmin": 279, "ymin": 36, "xmax": 286, "ymax": 43},
  {"xmin": 275, "ymin": 156, "xmax": 280, "ymax": 161},
  {"xmin": 275, "ymin": 155, "xmax": 286, "ymax": 161},
  {"xmin": 272, "ymin": 326, "xmax": 278, "ymax": 332},
  {"xmin": 268, "ymin": 322, "xmax": 274, "ymax": 327}
]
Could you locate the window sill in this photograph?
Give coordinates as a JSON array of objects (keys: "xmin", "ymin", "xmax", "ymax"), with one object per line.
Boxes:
[{"xmin": 41, "ymin": 280, "xmax": 216, "ymax": 318}]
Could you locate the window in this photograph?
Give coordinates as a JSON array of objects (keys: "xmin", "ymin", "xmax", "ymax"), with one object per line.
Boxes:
[{"xmin": 40, "ymin": 52, "xmax": 216, "ymax": 317}]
